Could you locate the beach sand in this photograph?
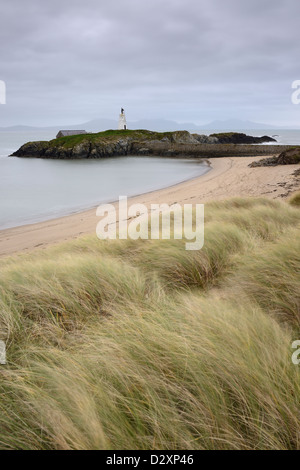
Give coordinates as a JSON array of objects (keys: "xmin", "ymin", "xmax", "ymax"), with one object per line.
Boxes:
[{"xmin": 0, "ymin": 155, "xmax": 299, "ymax": 258}]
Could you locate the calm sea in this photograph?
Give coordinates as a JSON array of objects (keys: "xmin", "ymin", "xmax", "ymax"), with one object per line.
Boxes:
[
  {"xmin": 0, "ymin": 131, "xmax": 210, "ymax": 230},
  {"xmin": 1, "ymin": 129, "xmax": 299, "ymax": 230}
]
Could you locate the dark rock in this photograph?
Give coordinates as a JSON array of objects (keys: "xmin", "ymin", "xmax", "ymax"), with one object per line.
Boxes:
[
  {"xmin": 137, "ymin": 147, "xmax": 151, "ymax": 155},
  {"xmin": 169, "ymin": 131, "xmax": 199, "ymax": 144},
  {"xmin": 72, "ymin": 141, "xmax": 91, "ymax": 158},
  {"xmin": 165, "ymin": 149, "xmax": 176, "ymax": 156},
  {"xmin": 210, "ymin": 132, "xmax": 277, "ymax": 144},
  {"xmin": 11, "ymin": 141, "xmax": 50, "ymax": 157},
  {"xmin": 192, "ymin": 134, "xmax": 218, "ymax": 144}
]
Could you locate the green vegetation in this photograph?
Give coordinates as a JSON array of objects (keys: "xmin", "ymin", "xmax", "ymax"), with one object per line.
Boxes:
[
  {"xmin": 17, "ymin": 129, "xmax": 181, "ymax": 153},
  {"xmin": 52, "ymin": 129, "xmax": 181, "ymax": 148},
  {"xmin": 0, "ymin": 197, "xmax": 300, "ymax": 449}
]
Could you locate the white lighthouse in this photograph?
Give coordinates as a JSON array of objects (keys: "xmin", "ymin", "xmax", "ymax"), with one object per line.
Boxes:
[{"xmin": 118, "ymin": 108, "xmax": 127, "ymax": 130}]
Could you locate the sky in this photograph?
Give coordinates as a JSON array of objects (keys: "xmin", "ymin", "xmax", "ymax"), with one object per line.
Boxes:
[{"xmin": 0, "ymin": 0, "xmax": 300, "ymax": 127}]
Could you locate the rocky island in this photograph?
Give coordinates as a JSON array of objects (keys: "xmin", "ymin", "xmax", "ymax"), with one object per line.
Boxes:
[{"xmin": 11, "ymin": 129, "xmax": 291, "ymax": 159}]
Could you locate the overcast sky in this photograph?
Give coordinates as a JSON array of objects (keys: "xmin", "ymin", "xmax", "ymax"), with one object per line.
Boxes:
[{"xmin": 0, "ymin": 0, "xmax": 299, "ymax": 127}]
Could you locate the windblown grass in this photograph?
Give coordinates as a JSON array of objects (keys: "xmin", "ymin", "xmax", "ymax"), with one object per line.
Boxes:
[
  {"xmin": 0, "ymin": 197, "xmax": 300, "ymax": 450},
  {"xmin": 226, "ymin": 227, "xmax": 300, "ymax": 328},
  {"xmin": 289, "ymin": 191, "xmax": 300, "ymax": 207},
  {"xmin": 134, "ymin": 223, "xmax": 246, "ymax": 290}
]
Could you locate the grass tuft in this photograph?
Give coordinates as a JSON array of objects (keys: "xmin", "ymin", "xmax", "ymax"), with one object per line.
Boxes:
[{"xmin": 289, "ymin": 191, "xmax": 300, "ymax": 207}]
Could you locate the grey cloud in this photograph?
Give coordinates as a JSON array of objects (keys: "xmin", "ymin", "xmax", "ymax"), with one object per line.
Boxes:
[{"xmin": 0, "ymin": 0, "xmax": 300, "ymax": 126}]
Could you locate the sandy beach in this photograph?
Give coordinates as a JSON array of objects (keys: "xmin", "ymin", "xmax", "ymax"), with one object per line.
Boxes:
[{"xmin": 0, "ymin": 155, "xmax": 299, "ymax": 258}]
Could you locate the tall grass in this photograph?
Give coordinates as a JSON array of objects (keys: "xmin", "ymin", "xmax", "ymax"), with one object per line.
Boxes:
[
  {"xmin": 226, "ymin": 227, "xmax": 300, "ymax": 328},
  {"xmin": 0, "ymin": 197, "xmax": 299, "ymax": 450},
  {"xmin": 289, "ymin": 191, "xmax": 300, "ymax": 207}
]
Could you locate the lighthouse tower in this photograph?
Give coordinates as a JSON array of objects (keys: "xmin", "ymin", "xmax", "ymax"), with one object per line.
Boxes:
[{"xmin": 118, "ymin": 108, "xmax": 127, "ymax": 130}]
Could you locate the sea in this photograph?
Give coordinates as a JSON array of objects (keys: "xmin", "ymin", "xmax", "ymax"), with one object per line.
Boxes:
[
  {"xmin": 0, "ymin": 130, "xmax": 209, "ymax": 230},
  {"xmin": 0, "ymin": 128, "xmax": 299, "ymax": 230}
]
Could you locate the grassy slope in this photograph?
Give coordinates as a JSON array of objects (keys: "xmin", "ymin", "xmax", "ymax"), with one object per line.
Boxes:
[
  {"xmin": 50, "ymin": 130, "xmax": 179, "ymax": 149},
  {"xmin": 19, "ymin": 130, "xmax": 179, "ymax": 151},
  {"xmin": 0, "ymin": 196, "xmax": 300, "ymax": 450}
]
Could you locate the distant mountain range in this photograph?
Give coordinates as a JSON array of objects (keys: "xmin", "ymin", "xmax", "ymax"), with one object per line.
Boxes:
[
  {"xmin": 0, "ymin": 118, "xmax": 293, "ymax": 133},
  {"xmin": 198, "ymin": 119, "xmax": 283, "ymax": 131}
]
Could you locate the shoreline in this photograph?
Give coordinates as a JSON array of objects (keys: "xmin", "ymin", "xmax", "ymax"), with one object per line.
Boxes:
[{"xmin": 0, "ymin": 155, "xmax": 299, "ymax": 258}]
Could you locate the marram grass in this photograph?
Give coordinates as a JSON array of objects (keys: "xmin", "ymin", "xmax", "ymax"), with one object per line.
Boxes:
[
  {"xmin": 0, "ymin": 197, "xmax": 300, "ymax": 450},
  {"xmin": 289, "ymin": 190, "xmax": 300, "ymax": 207}
]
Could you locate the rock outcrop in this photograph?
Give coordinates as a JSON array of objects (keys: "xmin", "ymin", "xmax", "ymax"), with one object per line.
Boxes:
[
  {"xmin": 12, "ymin": 137, "xmax": 133, "ymax": 159},
  {"xmin": 210, "ymin": 133, "xmax": 277, "ymax": 144},
  {"xmin": 192, "ymin": 134, "xmax": 219, "ymax": 144},
  {"xmin": 249, "ymin": 148, "xmax": 300, "ymax": 167}
]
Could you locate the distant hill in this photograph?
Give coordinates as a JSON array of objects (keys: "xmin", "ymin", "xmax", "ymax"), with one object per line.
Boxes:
[
  {"xmin": 128, "ymin": 119, "xmax": 198, "ymax": 131},
  {"xmin": 0, "ymin": 118, "xmax": 287, "ymax": 133},
  {"xmin": 0, "ymin": 118, "xmax": 198, "ymax": 133},
  {"xmin": 198, "ymin": 119, "xmax": 281, "ymax": 130},
  {"xmin": 0, "ymin": 119, "xmax": 118, "ymax": 133}
]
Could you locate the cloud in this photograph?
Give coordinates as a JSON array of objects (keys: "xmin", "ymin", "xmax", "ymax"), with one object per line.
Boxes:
[{"xmin": 0, "ymin": 0, "xmax": 299, "ymax": 126}]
